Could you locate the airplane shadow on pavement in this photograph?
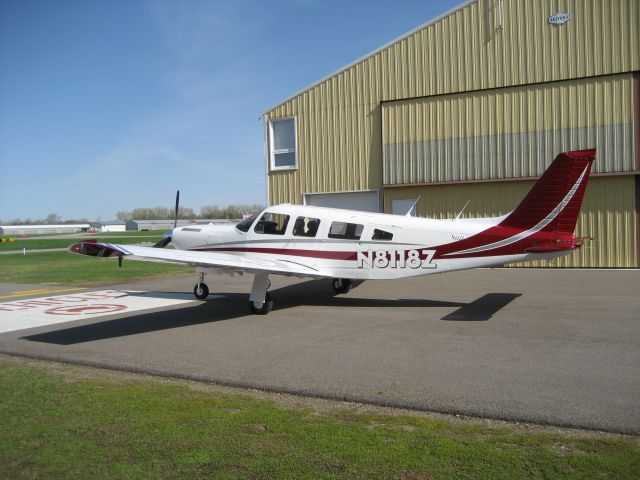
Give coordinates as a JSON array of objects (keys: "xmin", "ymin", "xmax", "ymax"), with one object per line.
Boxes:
[
  {"xmin": 440, "ymin": 293, "xmax": 522, "ymax": 321},
  {"xmin": 22, "ymin": 280, "xmax": 521, "ymax": 345}
]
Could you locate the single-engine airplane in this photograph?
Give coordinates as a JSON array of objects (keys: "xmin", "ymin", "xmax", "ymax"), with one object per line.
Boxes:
[{"xmin": 70, "ymin": 149, "xmax": 595, "ymax": 314}]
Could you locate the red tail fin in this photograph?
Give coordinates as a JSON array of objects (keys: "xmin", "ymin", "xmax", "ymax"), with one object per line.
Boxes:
[{"xmin": 499, "ymin": 149, "xmax": 595, "ymax": 234}]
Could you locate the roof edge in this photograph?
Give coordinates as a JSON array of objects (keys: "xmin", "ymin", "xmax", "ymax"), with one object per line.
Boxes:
[{"xmin": 261, "ymin": 0, "xmax": 476, "ymax": 117}]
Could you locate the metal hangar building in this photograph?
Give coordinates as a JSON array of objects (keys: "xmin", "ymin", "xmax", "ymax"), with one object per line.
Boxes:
[{"xmin": 263, "ymin": 0, "xmax": 639, "ymax": 268}]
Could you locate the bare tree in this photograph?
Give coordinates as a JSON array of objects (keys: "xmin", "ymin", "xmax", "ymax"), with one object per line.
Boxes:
[
  {"xmin": 45, "ymin": 213, "xmax": 62, "ymax": 224},
  {"xmin": 178, "ymin": 207, "xmax": 196, "ymax": 219},
  {"xmin": 200, "ymin": 205, "xmax": 224, "ymax": 218},
  {"xmin": 114, "ymin": 203, "xmax": 265, "ymax": 222},
  {"xmin": 116, "ymin": 211, "xmax": 130, "ymax": 222},
  {"xmin": 200, "ymin": 204, "xmax": 263, "ymax": 219}
]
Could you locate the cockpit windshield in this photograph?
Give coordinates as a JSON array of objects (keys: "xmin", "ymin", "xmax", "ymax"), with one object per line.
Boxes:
[{"xmin": 235, "ymin": 213, "xmax": 259, "ymax": 233}]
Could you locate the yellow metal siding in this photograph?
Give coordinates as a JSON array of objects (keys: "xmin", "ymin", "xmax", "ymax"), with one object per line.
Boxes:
[
  {"xmin": 384, "ymin": 74, "xmax": 634, "ymax": 142},
  {"xmin": 268, "ymin": 95, "xmax": 382, "ymax": 206},
  {"xmin": 267, "ymin": 0, "xmax": 639, "ymax": 205},
  {"xmin": 269, "ymin": 0, "xmax": 639, "ymax": 110},
  {"xmin": 384, "ymin": 176, "xmax": 638, "ymax": 268},
  {"xmin": 382, "ymin": 74, "xmax": 636, "ymax": 184}
]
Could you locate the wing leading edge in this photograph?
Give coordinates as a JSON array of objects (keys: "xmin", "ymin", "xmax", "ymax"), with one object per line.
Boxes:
[{"xmin": 68, "ymin": 242, "xmax": 322, "ymax": 277}]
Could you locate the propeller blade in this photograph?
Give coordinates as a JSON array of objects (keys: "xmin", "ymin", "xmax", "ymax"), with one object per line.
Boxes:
[
  {"xmin": 174, "ymin": 190, "xmax": 180, "ymax": 229},
  {"xmin": 154, "ymin": 190, "xmax": 180, "ymax": 249},
  {"xmin": 153, "ymin": 236, "xmax": 172, "ymax": 248}
]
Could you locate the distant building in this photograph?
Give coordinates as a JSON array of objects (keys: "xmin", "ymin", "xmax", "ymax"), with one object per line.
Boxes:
[
  {"xmin": 0, "ymin": 224, "xmax": 90, "ymax": 236},
  {"xmin": 89, "ymin": 221, "xmax": 126, "ymax": 233},
  {"xmin": 125, "ymin": 219, "xmax": 234, "ymax": 231}
]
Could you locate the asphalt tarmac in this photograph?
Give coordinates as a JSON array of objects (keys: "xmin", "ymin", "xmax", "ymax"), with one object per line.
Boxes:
[{"xmin": 0, "ymin": 269, "xmax": 638, "ymax": 434}]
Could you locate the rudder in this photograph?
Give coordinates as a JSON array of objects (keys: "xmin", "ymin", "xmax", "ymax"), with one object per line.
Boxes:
[{"xmin": 499, "ymin": 149, "xmax": 595, "ymax": 234}]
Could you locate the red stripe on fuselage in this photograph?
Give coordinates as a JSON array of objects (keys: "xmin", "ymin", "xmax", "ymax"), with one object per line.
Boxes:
[{"xmin": 192, "ymin": 246, "xmax": 358, "ymax": 260}]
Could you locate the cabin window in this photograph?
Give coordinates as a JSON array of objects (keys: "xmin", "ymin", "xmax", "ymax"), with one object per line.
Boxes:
[
  {"xmin": 292, "ymin": 216, "xmax": 321, "ymax": 237},
  {"xmin": 328, "ymin": 221, "xmax": 364, "ymax": 240},
  {"xmin": 236, "ymin": 213, "xmax": 258, "ymax": 233},
  {"xmin": 254, "ymin": 212, "xmax": 290, "ymax": 235},
  {"xmin": 372, "ymin": 228, "xmax": 393, "ymax": 241}
]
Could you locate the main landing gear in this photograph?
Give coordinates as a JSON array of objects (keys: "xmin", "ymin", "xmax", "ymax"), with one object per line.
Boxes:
[
  {"xmin": 332, "ymin": 278, "xmax": 352, "ymax": 294},
  {"xmin": 191, "ymin": 271, "xmax": 274, "ymax": 315},
  {"xmin": 248, "ymin": 273, "xmax": 273, "ymax": 315},
  {"xmin": 192, "ymin": 273, "xmax": 351, "ymax": 314},
  {"xmin": 249, "ymin": 292, "xmax": 273, "ymax": 315},
  {"xmin": 194, "ymin": 272, "xmax": 209, "ymax": 300}
]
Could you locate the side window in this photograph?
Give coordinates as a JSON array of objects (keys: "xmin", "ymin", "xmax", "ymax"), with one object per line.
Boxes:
[
  {"xmin": 292, "ymin": 216, "xmax": 321, "ymax": 238},
  {"xmin": 254, "ymin": 213, "xmax": 290, "ymax": 235},
  {"xmin": 328, "ymin": 221, "xmax": 364, "ymax": 240},
  {"xmin": 372, "ymin": 228, "xmax": 393, "ymax": 241}
]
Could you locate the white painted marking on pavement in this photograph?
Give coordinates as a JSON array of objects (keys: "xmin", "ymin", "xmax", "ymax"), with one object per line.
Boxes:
[{"xmin": 0, "ymin": 289, "xmax": 216, "ymax": 334}]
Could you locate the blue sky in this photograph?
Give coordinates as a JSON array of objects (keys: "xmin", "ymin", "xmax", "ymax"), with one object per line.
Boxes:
[{"xmin": 0, "ymin": 0, "xmax": 462, "ymax": 222}]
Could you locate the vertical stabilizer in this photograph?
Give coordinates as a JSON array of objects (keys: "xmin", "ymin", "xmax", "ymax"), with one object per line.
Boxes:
[{"xmin": 499, "ymin": 149, "xmax": 595, "ymax": 234}]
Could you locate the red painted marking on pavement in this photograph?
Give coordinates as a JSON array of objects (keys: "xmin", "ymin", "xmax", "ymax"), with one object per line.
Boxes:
[{"xmin": 44, "ymin": 304, "xmax": 128, "ymax": 316}]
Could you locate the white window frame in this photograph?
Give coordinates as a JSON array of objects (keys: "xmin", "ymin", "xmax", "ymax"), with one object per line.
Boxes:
[{"xmin": 269, "ymin": 117, "xmax": 298, "ymax": 171}]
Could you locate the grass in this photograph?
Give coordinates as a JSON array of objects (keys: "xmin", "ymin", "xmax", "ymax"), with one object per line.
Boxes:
[
  {"xmin": 0, "ymin": 357, "xmax": 638, "ymax": 479},
  {"xmin": 0, "ymin": 251, "xmax": 192, "ymax": 285},
  {"xmin": 0, "ymin": 231, "xmax": 168, "ymax": 251},
  {"xmin": 85, "ymin": 229, "xmax": 170, "ymax": 237}
]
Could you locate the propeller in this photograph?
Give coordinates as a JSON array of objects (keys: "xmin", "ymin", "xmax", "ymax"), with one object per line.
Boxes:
[{"xmin": 153, "ymin": 190, "xmax": 179, "ymax": 248}]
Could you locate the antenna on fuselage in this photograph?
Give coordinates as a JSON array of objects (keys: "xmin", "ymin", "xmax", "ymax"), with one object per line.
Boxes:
[
  {"xmin": 455, "ymin": 200, "xmax": 470, "ymax": 220},
  {"xmin": 404, "ymin": 196, "xmax": 420, "ymax": 217}
]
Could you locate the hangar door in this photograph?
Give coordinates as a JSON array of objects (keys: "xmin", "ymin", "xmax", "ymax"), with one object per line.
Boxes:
[
  {"xmin": 304, "ymin": 190, "xmax": 379, "ymax": 212},
  {"xmin": 382, "ymin": 73, "xmax": 635, "ymax": 185},
  {"xmin": 381, "ymin": 73, "xmax": 638, "ymax": 268}
]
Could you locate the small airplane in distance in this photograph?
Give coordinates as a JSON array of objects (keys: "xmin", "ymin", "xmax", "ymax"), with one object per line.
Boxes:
[{"xmin": 70, "ymin": 149, "xmax": 595, "ymax": 314}]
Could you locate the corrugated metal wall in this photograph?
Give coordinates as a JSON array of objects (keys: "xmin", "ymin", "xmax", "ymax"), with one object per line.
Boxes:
[
  {"xmin": 384, "ymin": 176, "xmax": 638, "ymax": 268},
  {"xmin": 372, "ymin": 0, "xmax": 639, "ymax": 100},
  {"xmin": 267, "ymin": 0, "xmax": 639, "ymax": 205},
  {"xmin": 383, "ymin": 74, "xmax": 636, "ymax": 184}
]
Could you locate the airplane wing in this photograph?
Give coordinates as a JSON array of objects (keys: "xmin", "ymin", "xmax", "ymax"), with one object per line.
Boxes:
[{"xmin": 68, "ymin": 242, "xmax": 324, "ymax": 277}]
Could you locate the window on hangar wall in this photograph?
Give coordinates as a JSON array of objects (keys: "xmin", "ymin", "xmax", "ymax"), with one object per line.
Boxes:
[{"xmin": 269, "ymin": 117, "xmax": 297, "ymax": 171}]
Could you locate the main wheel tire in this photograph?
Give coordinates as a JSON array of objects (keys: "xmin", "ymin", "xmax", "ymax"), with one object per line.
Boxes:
[
  {"xmin": 332, "ymin": 278, "xmax": 352, "ymax": 294},
  {"xmin": 249, "ymin": 292, "xmax": 273, "ymax": 315},
  {"xmin": 193, "ymin": 282, "xmax": 209, "ymax": 300}
]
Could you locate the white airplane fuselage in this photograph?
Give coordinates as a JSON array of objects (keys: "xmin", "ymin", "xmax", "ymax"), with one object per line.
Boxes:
[{"xmin": 170, "ymin": 204, "xmax": 565, "ymax": 281}]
